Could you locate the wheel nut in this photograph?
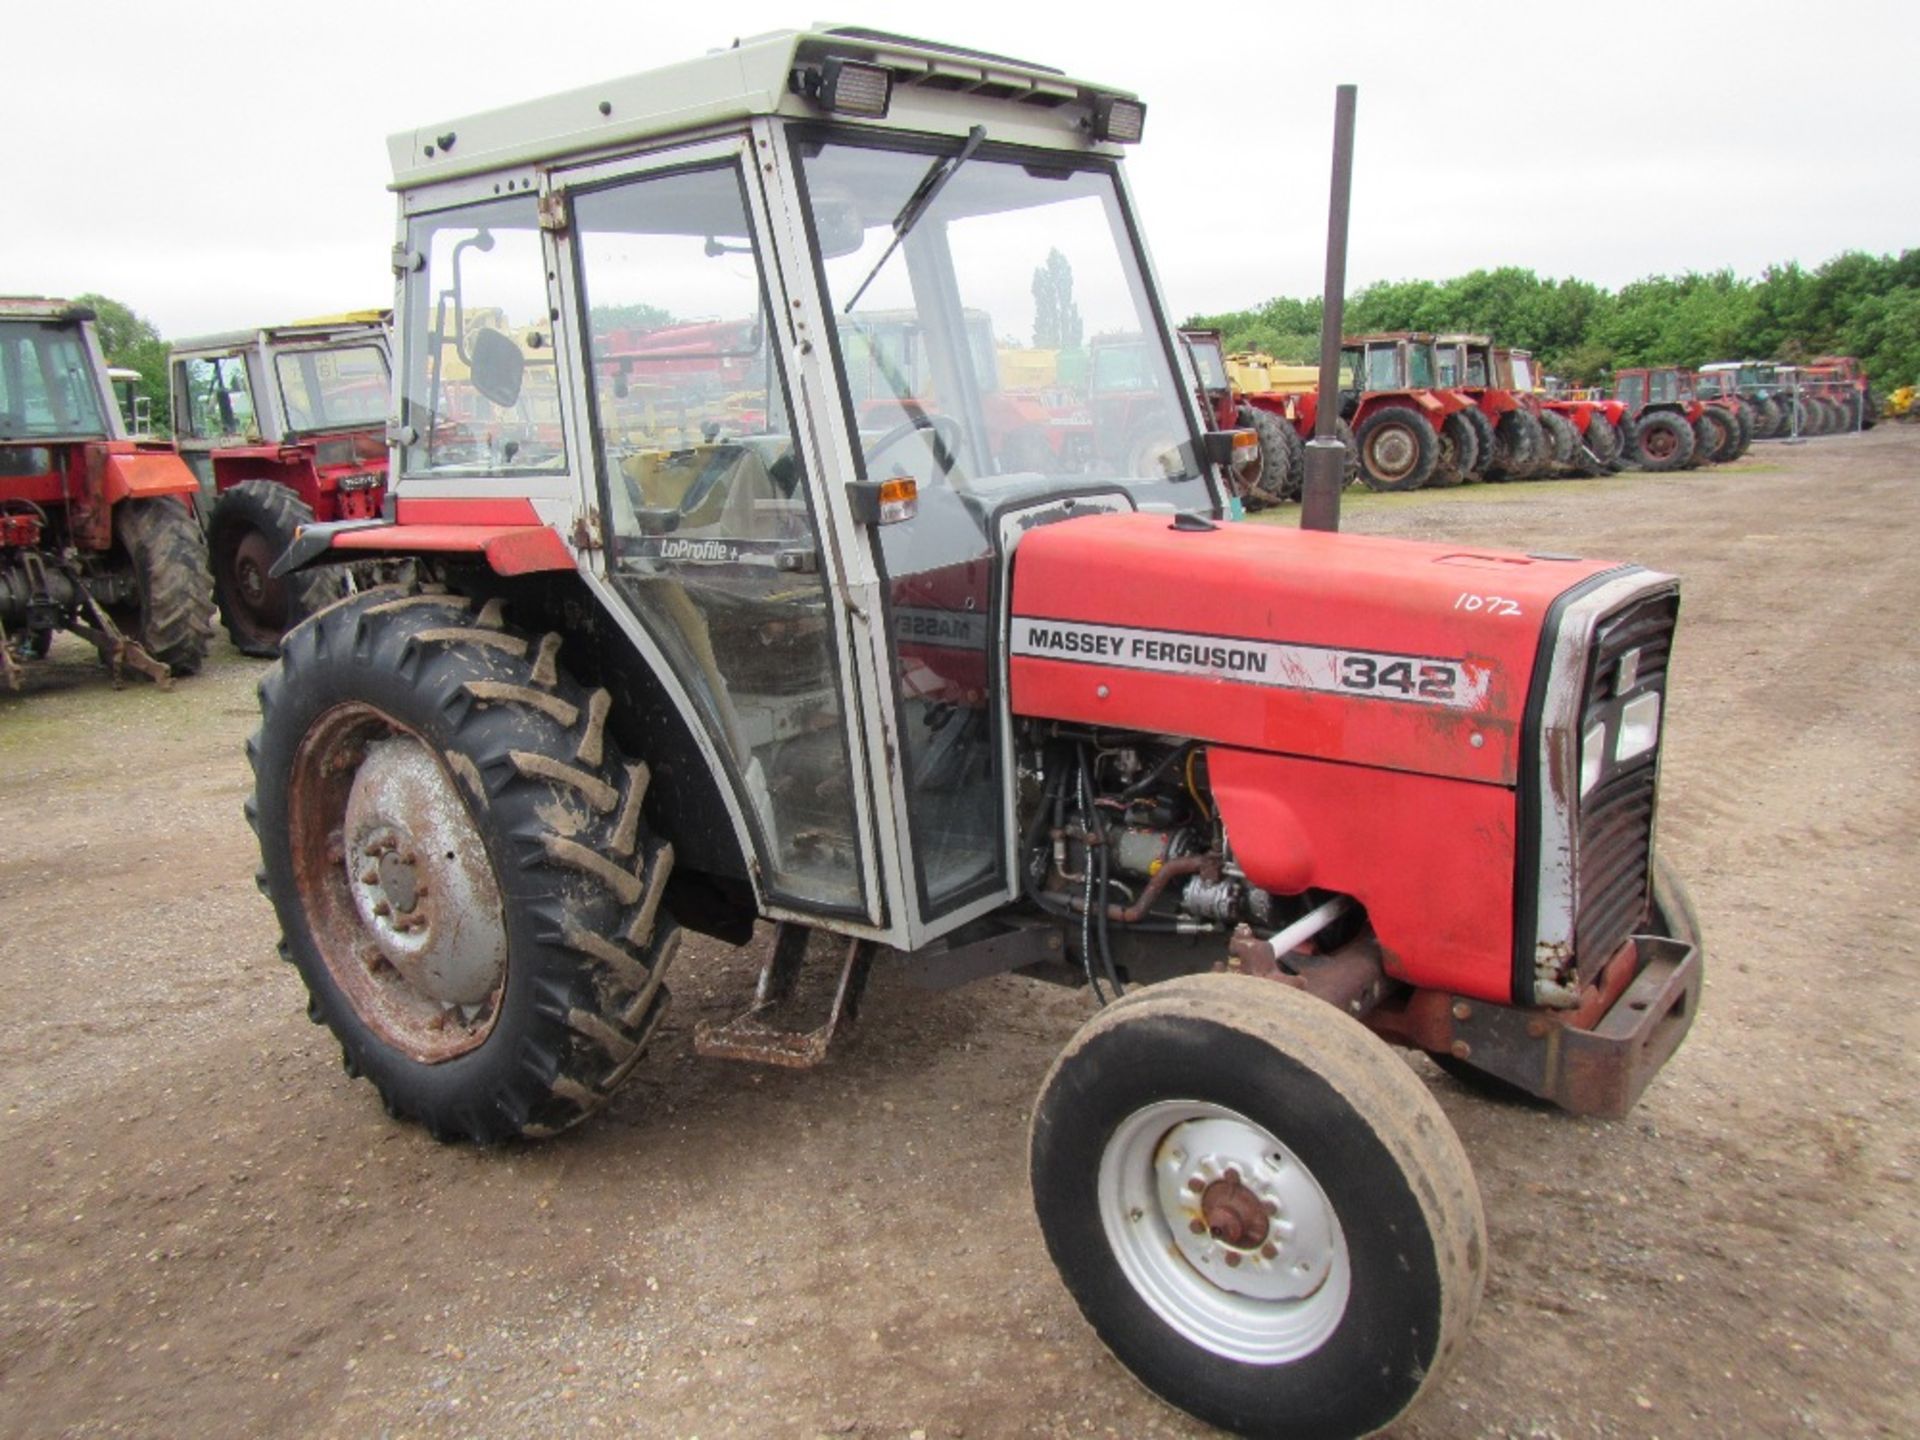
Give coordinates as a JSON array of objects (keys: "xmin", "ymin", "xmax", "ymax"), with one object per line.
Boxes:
[
  {"xmin": 1224, "ymin": 1252, "xmax": 1242, "ymax": 1269},
  {"xmin": 372, "ymin": 898, "xmax": 391, "ymax": 917},
  {"xmin": 1187, "ymin": 1177, "xmax": 1206, "ymax": 1194},
  {"xmin": 1261, "ymin": 1242, "xmax": 1278, "ymax": 1260},
  {"xmin": 360, "ymin": 865, "xmax": 380, "ymax": 885},
  {"xmin": 1189, "ymin": 1218, "xmax": 1206, "ymax": 1235}
]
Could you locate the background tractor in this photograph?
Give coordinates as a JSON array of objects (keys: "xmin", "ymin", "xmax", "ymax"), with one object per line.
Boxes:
[
  {"xmin": 1434, "ymin": 334, "xmax": 1545, "ymax": 481},
  {"xmin": 1335, "ymin": 331, "xmax": 1481, "ymax": 490},
  {"xmin": 1, "ymin": 298, "xmax": 212, "ymax": 689},
  {"xmin": 169, "ymin": 313, "xmax": 393, "ymax": 655},
  {"xmin": 246, "ymin": 30, "xmax": 1703, "ymax": 1440},
  {"xmin": 1612, "ymin": 366, "xmax": 1733, "ymax": 470}
]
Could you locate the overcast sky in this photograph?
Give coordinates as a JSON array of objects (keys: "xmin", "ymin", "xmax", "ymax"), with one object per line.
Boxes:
[{"xmin": 7, "ymin": 2, "xmax": 1913, "ymax": 339}]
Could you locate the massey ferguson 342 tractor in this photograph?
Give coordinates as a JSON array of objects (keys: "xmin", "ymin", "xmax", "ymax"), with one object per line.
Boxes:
[
  {"xmin": 169, "ymin": 314, "xmax": 393, "ymax": 655},
  {"xmin": 249, "ymin": 30, "xmax": 1703, "ymax": 1439},
  {"xmin": 1, "ymin": 298, "xmax": 213, "ymax": 689}
]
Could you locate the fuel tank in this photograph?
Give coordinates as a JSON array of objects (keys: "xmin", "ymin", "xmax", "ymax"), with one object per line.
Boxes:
[{"xmin": 1008, "ymin": 510, "xmax": 1628, "ymax": 786}]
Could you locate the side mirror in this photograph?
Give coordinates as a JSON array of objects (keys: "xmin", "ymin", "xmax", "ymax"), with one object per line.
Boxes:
[{"xmin": 469, "ymin": 327, "xmax": 525, "ymax": 408}]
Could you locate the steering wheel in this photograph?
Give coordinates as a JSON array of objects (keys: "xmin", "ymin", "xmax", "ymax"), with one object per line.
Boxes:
[{"xmin": 865, "ymin": 412, "xmax": 965, "ymax": 481}]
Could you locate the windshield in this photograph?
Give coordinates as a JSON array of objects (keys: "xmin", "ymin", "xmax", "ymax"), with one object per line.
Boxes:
[
  {"xmin": 0, "ymin": 320, "xmax": 109, "ymax": 440},
  {"xmin": 799, "ymin": 137, "xmax": 1198, "ymax": 490},
  {"xmin": 1435, "ymin": 347, "xmax": 1459, "ymax": 386},
  {"xmin": 1511, "ymin": 355, "xmax": 1536, "ymax": 389},
  {"xmin": 1364, "ymin": 345, "xmax": 1401, "ymax": 390},
  {"xmin": 276, "ymin": 342, "xmax": 390, "ymax": 436},
  {"xmin": 1648, "ymin": 371, "xmax": 1678, "ymax": 403},
  {"xmin": 1408, "ymin": 344, "xmax": 1435, "ymax": 388}
]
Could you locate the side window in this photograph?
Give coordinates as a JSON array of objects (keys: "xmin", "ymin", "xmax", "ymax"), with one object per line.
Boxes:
[
  {"xmin": 400, "ymin": 195, "xmax": 566, "ymax": 475},
  {"xmin": 573, "ymin": 161, "xmax": 861, "ymax": 911}
]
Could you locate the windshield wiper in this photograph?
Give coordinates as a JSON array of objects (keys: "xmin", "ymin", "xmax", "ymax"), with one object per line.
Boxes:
[{"xmin": 842, "ymin": 125, "xmax": 986, "ymax": 314}]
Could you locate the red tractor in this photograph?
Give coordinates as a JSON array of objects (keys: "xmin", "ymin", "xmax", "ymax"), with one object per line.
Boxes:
[
  {"xmin": 1537, "ymin": 378, "xmax": 1629, "ymax": 477},
  {"xmin": 1179, "ymin": 327, "xmax": 1303, "ymax": 507},
  {"xmin": 1434, "ymin": 334, "xmax": 1549, "ymax": 481},
  {"xmin": 251, "ymin": 31, "xmax": 1703, "ymax": 1439},
  {"xmin": 1611, "ymin": 366, "xmax": 1736, "ymax": 470},
  {"xmin": 1334, "ymin": 332, "xmax": 1483, "ymax": 491},
  {"xmin": 169, "ymin": 314, "xmax": 392, "ymax": 655},
  {"xmin": 1, "ymin": 298, "xmax": 213, "ymax": 688},
  {"xmin": 1805, "ymin": 357, "xmax": 1876, "ymax": 431}
]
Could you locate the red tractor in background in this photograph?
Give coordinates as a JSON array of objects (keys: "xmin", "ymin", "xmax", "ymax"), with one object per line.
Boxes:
[
  {"xmin": 1805, "ymin": 356, "xmax": 1876, "ymax": 431},
  {"xmin": 1179, "ymin": 328, "xmax": 1303, "ymax": 506},
  {"xmin": 1334, "ymin": 332, "xmax": 1483, "ymax": 491},
  {"xmin": 169, "ymin": 314, "xmax": 392, "ymax": 656},
  {"xmin": 1536, "ymin": 374, "xmax": 1629, "ymax": 477},
  {"xmin": 1434, "ymin": 334, "xmax": 1547, "ymax": 481},
  {"xmin": 1, "ymin": 298, "xmax": 213, "ymax": 689},
  {"xmin": 1611, "ymin": 366, "xmax": 1737, "ymax": 471}
]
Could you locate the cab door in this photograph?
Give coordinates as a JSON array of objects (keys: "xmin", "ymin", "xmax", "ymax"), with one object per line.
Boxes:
[{"xmin": 552, "ymin": 139, "xmax": 883, "ymax": 926}]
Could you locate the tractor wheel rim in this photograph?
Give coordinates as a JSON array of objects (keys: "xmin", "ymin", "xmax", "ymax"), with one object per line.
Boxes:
[
  {"xmin": 289, "ymin": 705, "xmax": 508, "ymax": 1063},
  {"xmin": 1366, "ymin": 426, "xmax": 1417, "ymax": 478},
  {"xmin": 1644, "ymin": 427, "xmax": 1676, "ymax": 459},
  {"xmin": 1097, "ymin": 1099, "xmax": 1350, "ymax": 1364}
]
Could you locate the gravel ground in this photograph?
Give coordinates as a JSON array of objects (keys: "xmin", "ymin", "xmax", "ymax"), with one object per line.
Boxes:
[{"xmin": 1, "ymin": 428, "xmax": 1915, "ymax": 1439}]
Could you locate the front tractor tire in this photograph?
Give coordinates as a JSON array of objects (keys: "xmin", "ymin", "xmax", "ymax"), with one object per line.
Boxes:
[
  {"xmin": 248, "ymin": 589, "xmax": 680, "ymax": 1143},
  {"xmin": 1353, "ymin": 406, "xmax": 1438, "ymax": 491},
  {"xmin": 1031, "ymin": 974, "xmax": 1486, "ymax": 1440},
  {"xmin": 114, "ymin": 496, "xmax": 215, "ymax": 675}
]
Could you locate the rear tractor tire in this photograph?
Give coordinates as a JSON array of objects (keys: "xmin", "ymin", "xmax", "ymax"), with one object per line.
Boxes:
[
  {"xmin": 1632, "ymin": 411, "xmax": 1695, "ymax": 471},
  {"xmin": 209, "ymin": 481, "xmax": 355, "ymax": 657},
  {"xmin": 1430, "ymin": 411, "xmax": 1478, "ymax": 487},
  {"xmin": 113, "ymin": 496, "xmax": 215, "ymax": 676},
  {"xmin": 1236, "ymin": 404, "xmax": 1302, "ymax": 507},
  {"xmin": 1353, "ymin": 406, "xmax": 1438, "ymax": 492},
  {"xmin": 1031, "ymin": 973, "xmax": 1486, "ymax": 1440},
  {"xmin": 1571, "ymin": 413, "xmax": 1621, "ymax": 476},
  {"xmin": 1538, "ymin": 410, "xmax": 1578, "ymax": 475},
  {"xmin": 1461, "ymin": 405, "xmax": 1497, "ymax": 480},
  {"xmin": 248, "ymin": 588, "xmax": 681, "ymax": 1142},
  {"xmin": 1689, "ymin": 409, "xmax": 1729, "ymax": 467}
]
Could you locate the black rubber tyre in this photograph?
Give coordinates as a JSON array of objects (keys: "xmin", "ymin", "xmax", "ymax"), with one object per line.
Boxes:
[
  {"xmin": 1694, "ymin": 408, "xmax": 1734, "ymax": 465},
  {"xmin": 1461, "ymin": 405, "xmax": 1497, "ymax": 480},
  {"xmin": 1751, "ymin": 396, "xmax": 1780, "ymax": 439},
  {"xmin": 1434, "ymin": 856, "xmax": 1702, "ymax": 1104},
  {"xmin": 209, "ymin": 481, "xmax": 348, "ymax": 658},
  {"xmin": 1632, "ymin": 411, "xmax": 1695, "ymax": 471},
  {"xmin": 1236, "ymin": 404, "xmax": 1302, "ymax": 506},
  {"xmin": 1429, "ymin": 411, "xmax": 1476, "ymax": 487},
  {"xmin": 1862, "ymin": 390, "xmax": 1879, "ymax": 430},
  {"xmin": 1031, "ymin": 974, "xmax": 1486, "ymax": 1440},
  {"xmin": 112, "ymin": 496, "xmax": 214, "ymax": 676},
  {"xmin": 248, "ymin": 589, "xmax": 681, "ymax": 1142},
  {"xmin": 1353, "ymin": 405, "xmax": 1438, "ymax": 492},
  {"xmin": 1570, "ymin": 413, "xmax": 1620, "ymax": 476},
  {"xmin": 1485, "ymin": 407, "xmax": 1541, "ymax": 481},
  {"xmin": 1722, "ymin": 402, "xmax": 1754, "ymax": 458},
  {"xmin": 1538, "ymin": 410, "xmax": 1578, "ymax": 475},
  {"xmin": 1688, "ymin": 410, "xmax": 1724, "ymax": 467},
  {"xmin": 1332, "ymin": 416, "xmax": 1360, "ymax": 486}
]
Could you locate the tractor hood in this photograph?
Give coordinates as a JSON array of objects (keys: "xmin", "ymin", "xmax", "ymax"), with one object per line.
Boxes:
[{"xmin": 1007, "ymin": 510, "xmax": 1634, "ymax": 786}]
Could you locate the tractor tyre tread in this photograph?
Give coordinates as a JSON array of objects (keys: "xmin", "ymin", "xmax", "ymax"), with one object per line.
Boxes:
[
  {"xmin": 114, "ymin": 496, "xmax": 214, "ymax": 675},
  {"xmin": 250, "ymin": 588, "xmax": 681, "ymax": 1143}
]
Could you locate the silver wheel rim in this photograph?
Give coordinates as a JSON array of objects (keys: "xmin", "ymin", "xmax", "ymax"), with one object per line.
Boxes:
[{"xmin": 1097, "ymin": 1099, "xmax": 1350, "ymax": 1364}]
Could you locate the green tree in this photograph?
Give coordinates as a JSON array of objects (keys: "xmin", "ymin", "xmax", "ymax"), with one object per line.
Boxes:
[
  {"xmin": 1032, "ymin": 249, "xmax": 1083, "ymax": 349},
  {"xmin": 73, "ymin": 293, "xmax": 169, "ymax": 433}
]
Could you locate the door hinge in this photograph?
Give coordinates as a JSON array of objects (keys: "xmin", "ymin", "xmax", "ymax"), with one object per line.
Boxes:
[{"xmin": 538, "ymin": 193, "xmax": 569, "ymax": 233}]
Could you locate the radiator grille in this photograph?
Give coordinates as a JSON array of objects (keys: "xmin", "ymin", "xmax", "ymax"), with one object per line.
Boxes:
[{"xmin": 1573, "ymin": 592, "xmax": 1678, "ymax": 980}]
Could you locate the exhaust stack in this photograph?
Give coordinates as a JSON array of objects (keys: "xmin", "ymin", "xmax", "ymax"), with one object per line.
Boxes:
[{"xmin": 1301, "ymin": 84, "xmax": 1357, "ymax": 534}]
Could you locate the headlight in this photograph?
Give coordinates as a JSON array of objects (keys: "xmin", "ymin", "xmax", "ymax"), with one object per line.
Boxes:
[
  {"xmin": 1581, "ymin": 720, "xmax": 1607, "ymax": 797},
  {"xmin": 1615, "ymin": 691, "xmax": 1662, "ymax": 763}
]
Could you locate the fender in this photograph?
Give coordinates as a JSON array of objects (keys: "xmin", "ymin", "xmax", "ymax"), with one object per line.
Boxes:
[
  {"xmin": 271, "ymin": 496, "xmax": 574, "ymax": 579},
  {"xmin": 66, "ymin": 442, "xmax": 202, "ymax": 550}
]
